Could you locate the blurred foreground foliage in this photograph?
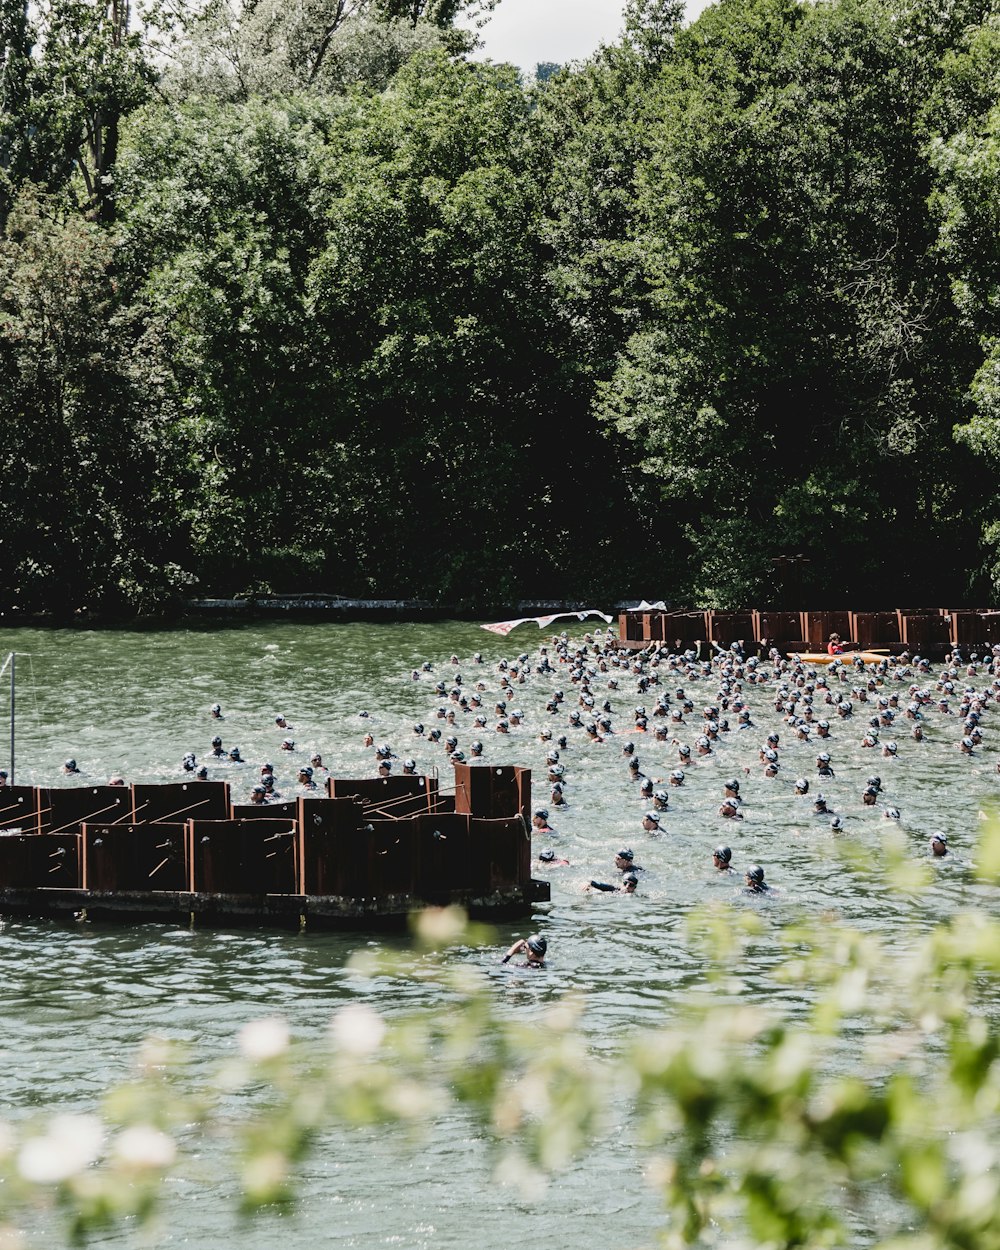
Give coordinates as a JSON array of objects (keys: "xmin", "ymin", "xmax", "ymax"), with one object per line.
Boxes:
[{"xmin": 1, "ymin": 814, "xmax": 999, "ymax": 1249}]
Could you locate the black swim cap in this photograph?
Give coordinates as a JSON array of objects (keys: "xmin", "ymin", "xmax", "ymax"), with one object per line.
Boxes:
[
  {"xmin": 714, "ymin": 846, "xmax": 732, "ymax": 862},
  {"xmin": 746, "ymin": 864, "xmax": 764, "ymax": 883},
  {"xmin": 526, "ymin": 935, "xmax": 547, "ymax": 956}
]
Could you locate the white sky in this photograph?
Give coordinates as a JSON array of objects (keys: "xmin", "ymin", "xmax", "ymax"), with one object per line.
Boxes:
[{"xmin": 469, "ymin": 0, "xmax": 713, "ymax": 72}]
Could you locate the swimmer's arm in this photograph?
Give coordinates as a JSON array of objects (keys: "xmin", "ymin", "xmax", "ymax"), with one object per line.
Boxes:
[
  {"xmin": 589, "ymin": 880, "xmax": 617, "ymax": 892},
  {"xmin": 501, "ymin": 939, "xmax": 526, "ymax": 963}
]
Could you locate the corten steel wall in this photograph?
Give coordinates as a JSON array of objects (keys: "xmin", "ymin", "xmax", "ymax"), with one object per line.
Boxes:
[
  {"xmin": 189, "ymin": 818, "xmax": 298, "ymax": 895},
  {"xmin": 0, "ymin": 773, "xmax": 538, "ymax": 910},
  {"xmin": 753, "ymin": 611, "xmax": 806, "ymax": 648},
  {"xmin": 327, "ymin": 775, "xmax": 440, "ymax": 818},
  {"xmin": 232, "ymin": 801, "xmax": 299, "ymax": 822},
  {"xmin": 0, "ymin": 787, "xmax": 41, "ymax": 835},
  {"xmin": 618, "ymin": 608, "xmax": 1000, "ymax": 652},
  {"xmin": 39, "ymin": 786, "xmax": 131, "ymax": 836},
  {"xmin": 453, "ymin": 764, "xmax": 531, "ymax": 826},
  {"xmin": 82, "ymin": 822, "xmax": 187, "ymax": 892},
  {"xmin": 131, "ymin": 781, "xmax": 230, "ymax": 824},
  {"xmin": 0, "ymin": 832, "xmax": 81, "ymax": 889},
  {"xmin": 297, "ymin": 797, "xmax": 368, "ymax": 896}
]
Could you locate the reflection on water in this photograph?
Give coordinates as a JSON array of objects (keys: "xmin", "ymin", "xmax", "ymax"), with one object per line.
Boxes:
[{"xmin": 0, "ymin": 622, "xmax": 998, "ymax": 1247}]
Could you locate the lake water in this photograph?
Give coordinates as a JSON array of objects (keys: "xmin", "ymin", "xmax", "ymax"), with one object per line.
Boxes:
[{"xmin": 0, "ymin": 621, "xmax": 997, "ymax": 1248}]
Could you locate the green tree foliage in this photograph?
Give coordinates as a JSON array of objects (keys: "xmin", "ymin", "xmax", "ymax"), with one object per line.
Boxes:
[
  {"xmin": 0, "ymin": 0, "xmax": 153, "ymax": 224},
  {"xmin": 0, "ymin": 186, "xmax": 194, "ymax": 614},
  {"xmin": 4, "ymin": 0, "xmax": 1000, "ymax": 614},
  {"xmin": 594, "ymin": 0, "xmax": 997, "ymax": 606},
  {"xmin": 148, "ymin": 0, "xmax": 495, "ymax": 101}
]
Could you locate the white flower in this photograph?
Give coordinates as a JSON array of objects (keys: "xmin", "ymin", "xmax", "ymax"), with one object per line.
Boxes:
[
  {"xmin": 113, "ymin": 1125, "xmax": 177, "ymax": 1170},
  {"xmin": 329, "ymin": 1003, "xmax": 386, "ymax": 1056},
  {"xmin": 238, "ymin": 1017, "xmax": 290, "ymax": 1062},
  {"xmin": 18, "ymin": 1114, "xmax": 103, "ymax": 1184}
]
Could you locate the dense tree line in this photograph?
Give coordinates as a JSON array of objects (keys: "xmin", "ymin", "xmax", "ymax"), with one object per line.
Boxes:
[{"xmin": 2, "ymin": 0, "xmax": 999, "ymax": 617}]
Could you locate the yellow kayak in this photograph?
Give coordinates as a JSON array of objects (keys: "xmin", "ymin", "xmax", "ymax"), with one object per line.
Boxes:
[{"xmin": 789, "ymin": 651, "xmax": 892, "ymax": 665}]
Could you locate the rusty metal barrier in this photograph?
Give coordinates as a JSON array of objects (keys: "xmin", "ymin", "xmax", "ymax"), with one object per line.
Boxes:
[
  {"xmin": 131, "ymin": 781, "xmax": 231, "ymax": 824},
  {"xmin": 327, "ymin": 775, "xmax": 439, "ymax": 818},
  {"xmin": 0, "ymin": 787, "xmax": 41, "ymax": 835},
  {"xmin": 453, "ymin": 764, "xmax": 530, "ymax": 824},
  {"xmin": 39, "ymin": 787, "xmax": 132, "ymax": 837},
  {"xmin": 296, "ymin": 797, "xmax": 368, "ymax": 896},
  {"xmin": 188, "ymin": 818, "xmax": 298, "ymax": 895},
  {"xmin": 82, "ymin": 822, "xmax": 187, "ymax": 893}
]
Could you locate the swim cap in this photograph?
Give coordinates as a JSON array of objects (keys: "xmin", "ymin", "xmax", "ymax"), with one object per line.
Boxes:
[
  {"xmin": 714, "ymin": 846, "xmax": 732, "ymax": 863},
  {"xmin": 403, "ymin": 758, "xmax": 416, "ymax": 770},
  {"xmin": 526, "ymin": 935, "xmax": 547, "ymax": 956},
  {"xmin": 746, "ymin": 864, "xmax": 765, "ymax": 884},
  {"xmin": 617, "ymin": 848, "xmax": 634, "ymax": 860},
  {"xmin": 539, "ymin": 849, "xmax": 556, "ymax": 862},
  {"xmin": 622, "ymin": 872, "xmax": 639, "ymax": 886}
]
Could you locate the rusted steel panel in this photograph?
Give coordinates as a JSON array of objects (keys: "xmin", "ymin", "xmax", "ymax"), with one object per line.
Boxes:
[
  {"xmin": 82, "ymin": 823, "xmax": 187, "ymax": 893},
  {"xmin": 801, "ymin": 611, "xmax": 852, "ymax": 649},
  {"xmin": 0, "ymin": 833, "xmax": 82, "ymax": 889},
  {"xmin": 706, "ymin": 612, "xmax": 755, "ymax": 645},
  {"xmin": 753, "ymin": 611, "xmax": 805, "ymax": 646},
  {"xmin": 189, "ymin": 818, "xmax": 297, "ymax": 895},
  {"xmin": 339, "ymin": 817, "xmax": 419, "ymax": 899},
  {"xmin": 414, "ymin": 813, "xmax": 471, "ymax": 896},
  {"xmin": 470, "ymin": 816, "xmax": 530, "ymax": 892},
  {"xmin": 897, "ymin": 611, "xmax": 950, "ymax": 649},
  {"xmin": 132, "ymin": 781, "xmax": 230, "ymax": 825},
  {"xmin": 327, "ymin": 775, "xmax": 437, "ymax": 818},
  {"xmin": 620, "ymin": 612, "xmax": 645, "ymax": 642},
  {"xmin": 40, "ymin": 787, "xmax": 131, "ymax": 837},
  {"xmin": 850, "ymin": 611, "xmax": 901, "ymax": 649},
  {"xmin": 453, "ymin": 764, "xmax": 531, "ymax": 822},
  {"xmin": 232, "ymin": 801, "xmax": 299, "ymax": 821},
  {"xmin": 0, "ymin": 787, "xmax": 41, "ymax": 835},
  {"xmin": 297, "ymin": 797, "xmax": 367, "ymax": 896},
  {"xmin": 662, "ymin": 611, "xmax": 709, "ymax": 648}
]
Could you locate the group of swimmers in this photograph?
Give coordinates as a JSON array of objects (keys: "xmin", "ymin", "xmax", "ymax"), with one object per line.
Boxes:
[{"xmin": 399, "ymin": 632, "xmax": 999, "ymax": 963}]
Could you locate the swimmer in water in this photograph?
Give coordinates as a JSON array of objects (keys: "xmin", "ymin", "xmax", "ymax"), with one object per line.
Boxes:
[
  {"xmin": 713, "ymin": 845, "xmax": 734, "ymax": 872},
  {"xmin": 615, "ymin": 847, "xmax": 644, "ymax": 872},
  {"xmin": 719, "ymin": 798, "xmax": 744, "ymax": 820},
  {"xmin": 274, "ymin": 714, "xmax": 293, "ymax": 730},
  {"xmin": 929, "ymin": 832, "xmax": 948, "ymax": 856},
  {"xmin": 210, "ymin": 737, "xmax": 225, "ymax": 759},
  {"xmin": 641, "ymin": 811, "xmax": 661, "ymax": 834},
  {"xmin": 538, "ymin": 848, "xmax": 570, "ymax": 867},
  {"xmin": 589, "ymin": 872, "xmax": 638, "ymax": 894},
  {"xmin": 501, "ymin": 934, "xmax": 547, "ymax": 967},
  {"xmin": 744, "ymin": 864, "xmax": 769, "ymax": 893},
  {"xmin": 211, "ymin": 703, "xmax": 223, "ymax": 719}
]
